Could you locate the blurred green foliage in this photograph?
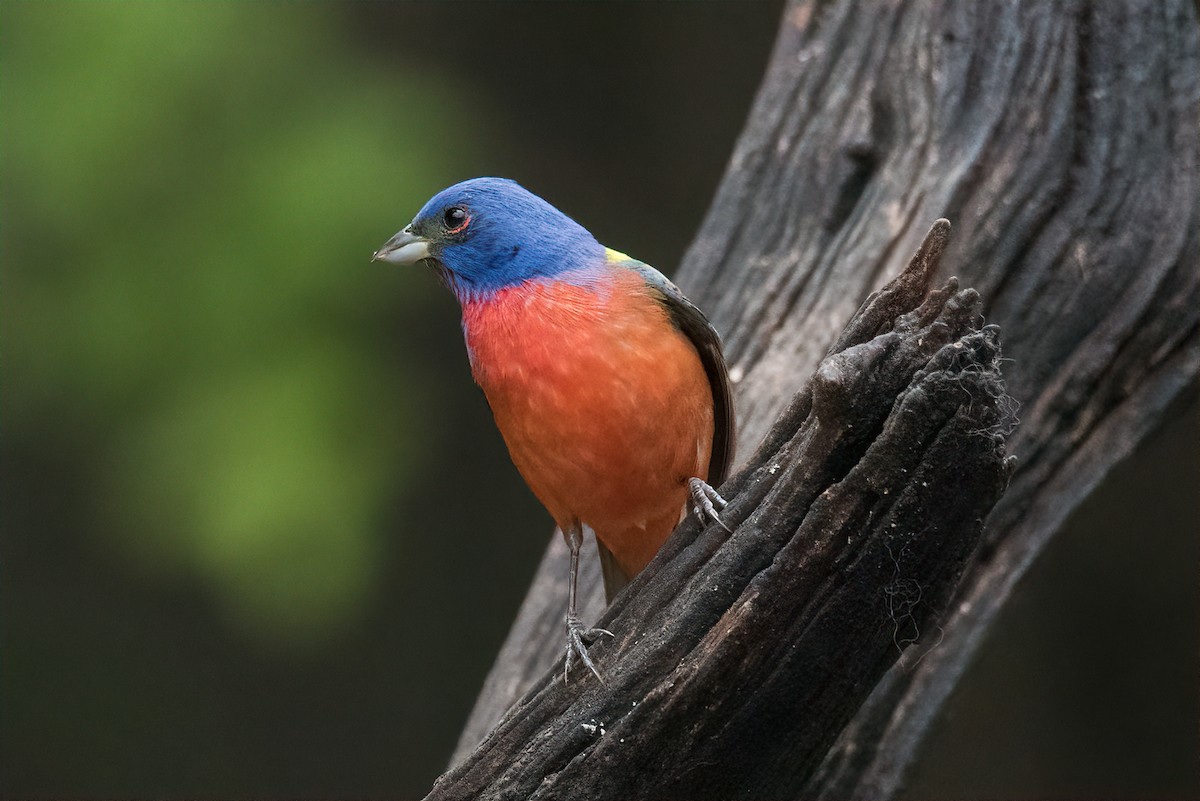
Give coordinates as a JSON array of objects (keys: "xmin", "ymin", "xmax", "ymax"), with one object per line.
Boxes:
[
  {"xmin": 4, "ymin": 2, "xmax": 474, "ymax": 647},
  {"xmin": 1, "ymin": 4, "xmax": 788, "ymax": 793}
]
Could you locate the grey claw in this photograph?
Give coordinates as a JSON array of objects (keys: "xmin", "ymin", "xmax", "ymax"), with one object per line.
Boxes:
[
  {"xmin": 688, "ymin": 477, "xmax": 731, "ymax": 532},
  {"xmin": 563, "ymin": 616, "xmax": 612, "ymax": 683}
]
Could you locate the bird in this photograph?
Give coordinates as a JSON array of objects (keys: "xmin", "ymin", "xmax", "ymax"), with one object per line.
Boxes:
[{"xmin": 373, "ymin": 177, "xmax": 734, "ymax": 680}]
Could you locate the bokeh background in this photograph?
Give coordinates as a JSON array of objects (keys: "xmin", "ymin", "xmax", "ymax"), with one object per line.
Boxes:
[{"xmin": 2, "ymin": 3, "xmax": 1195, "ymax": 798}]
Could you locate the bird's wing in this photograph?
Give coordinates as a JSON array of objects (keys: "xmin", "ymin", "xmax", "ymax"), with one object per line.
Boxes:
[{"xmin": 620, "ymin": 258, "xmax": 736, "ymax": 487}]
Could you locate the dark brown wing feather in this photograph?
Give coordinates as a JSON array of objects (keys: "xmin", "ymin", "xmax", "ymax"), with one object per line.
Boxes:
[
  {"xmin": 596, "ymin": 258, "xmax": 736, "ymax": 604},
  {"xmin": 626, "ymin": 261, "xmax": 735, "ymax": 486}
]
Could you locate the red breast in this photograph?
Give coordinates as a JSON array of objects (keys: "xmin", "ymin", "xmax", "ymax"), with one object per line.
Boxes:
[{"xmin": 462, "ymin": 270, "xmax": 715, "ymax": 578}]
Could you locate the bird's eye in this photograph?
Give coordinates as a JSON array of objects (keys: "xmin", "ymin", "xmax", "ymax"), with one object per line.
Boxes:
[{"xmin": 443, "ymin": 206, "xmax": 469, "ymax": 233}]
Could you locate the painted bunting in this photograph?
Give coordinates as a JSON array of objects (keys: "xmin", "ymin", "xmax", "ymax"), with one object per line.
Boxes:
[{"xmin": 374, "ymin": 178, "xmax": 734, "ymax": 679}]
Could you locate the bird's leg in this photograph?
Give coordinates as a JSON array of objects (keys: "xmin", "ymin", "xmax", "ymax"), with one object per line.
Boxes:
[
  {"xmin": 563, "ymin": 523, "xmax": 613, "ymax": 683},
  {"xmin": 688, "ymin": 477, "xmax": 731, "ymax": 532}
]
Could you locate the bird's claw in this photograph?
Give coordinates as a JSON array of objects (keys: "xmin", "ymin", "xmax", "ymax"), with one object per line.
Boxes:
[
  {"xmin": 563, "ymin": 614, "xmax": 613, "ymax": 683},
  {"xmin": 688, "ymin": 477, "xmax": 731, "ymax": 532}
]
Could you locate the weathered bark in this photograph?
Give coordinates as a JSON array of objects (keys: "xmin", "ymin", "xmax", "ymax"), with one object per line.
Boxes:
[
  {"xmin": 445, "ymin": 0, "xmax": 1200, "ymax": 797},
  {"xmin": 433, "ymin": 220, "xmax": 1013, "ymax": 799}
]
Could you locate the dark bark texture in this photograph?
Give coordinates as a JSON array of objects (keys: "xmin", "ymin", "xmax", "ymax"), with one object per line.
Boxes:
[{"xmin": 442, "ymin": 0, "xmax": 1200, "ymax": 798}]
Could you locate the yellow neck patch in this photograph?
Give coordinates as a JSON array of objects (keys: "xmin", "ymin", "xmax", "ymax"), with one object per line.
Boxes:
[{"xmin": 604, "ymin": 247, "xmax": 633, "ymax": 264}]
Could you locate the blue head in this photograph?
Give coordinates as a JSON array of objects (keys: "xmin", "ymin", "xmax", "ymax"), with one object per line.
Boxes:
[{"xmin": 373, "ymin": 178, "xmax": 606, "ymax": 303}]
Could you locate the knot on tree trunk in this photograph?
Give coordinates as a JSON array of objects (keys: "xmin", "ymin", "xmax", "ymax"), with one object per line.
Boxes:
[{"xmin": 432, "ymin": 220, "xmax": 1016, "ymax": 801}]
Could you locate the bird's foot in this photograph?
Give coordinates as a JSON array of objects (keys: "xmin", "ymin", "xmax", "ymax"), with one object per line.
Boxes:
[
  {"xmin": 688, "ymin": 477, "xmax": 731, "ymax": 532},
  {"xmin": 563, "ymin": 614, "xmax": 613, "ymax": 683}
]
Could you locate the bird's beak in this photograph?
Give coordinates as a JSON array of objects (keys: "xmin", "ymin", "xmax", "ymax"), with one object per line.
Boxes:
[{"xmin": 372, "ymin": 225, "xmax": 432, "ymax": 265}]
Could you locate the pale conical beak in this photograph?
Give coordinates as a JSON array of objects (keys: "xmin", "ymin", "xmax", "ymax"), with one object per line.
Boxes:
[{"xmin": 372, "ymin": 226, "xmax": 432, "ymax": 265}]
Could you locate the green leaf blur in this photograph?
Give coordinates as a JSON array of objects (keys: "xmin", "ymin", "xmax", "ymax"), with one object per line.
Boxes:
[{"xmin": 4, "ymin": 3, "xmax": 473, "ymax": 647}]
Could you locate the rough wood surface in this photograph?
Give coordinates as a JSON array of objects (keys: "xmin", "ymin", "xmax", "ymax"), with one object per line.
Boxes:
[
  {"xmin": 434, "ymin": 221, "xmax": 1014, "ymax": 799},
  {"xmin": 447, "ymin": 0, "xmax": 1200, "ymax": 796}
]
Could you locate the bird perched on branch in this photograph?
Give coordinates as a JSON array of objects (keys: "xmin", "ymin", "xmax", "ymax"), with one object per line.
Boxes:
[{"xmin": 374, "ymin": 178, "xmax": 734, "ymax": 679}]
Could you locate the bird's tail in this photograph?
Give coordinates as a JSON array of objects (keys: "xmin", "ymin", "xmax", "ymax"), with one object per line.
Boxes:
[{"xmin": 596, "ymin": 539, "xmax": 632, "ymax": 604}]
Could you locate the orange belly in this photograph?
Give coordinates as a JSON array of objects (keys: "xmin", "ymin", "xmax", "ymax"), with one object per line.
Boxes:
[{"xmin": 462, "ymin": 272, "xmax": 714, "ymax": 578}]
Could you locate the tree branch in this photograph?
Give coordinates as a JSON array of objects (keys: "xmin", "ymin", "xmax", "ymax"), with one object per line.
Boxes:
[
  {"xmin": 431, "ymin": 222, "xmax": 1015, "ymax": 799},
  {"xmin": 447, "ymin": 0, "xmax": 1200, "ymax": 796}
]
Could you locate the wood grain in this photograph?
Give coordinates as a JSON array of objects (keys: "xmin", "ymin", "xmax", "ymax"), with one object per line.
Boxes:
[{"xmin": 445, "ymin": 1, "xmax": 1199, "ymax": 797}]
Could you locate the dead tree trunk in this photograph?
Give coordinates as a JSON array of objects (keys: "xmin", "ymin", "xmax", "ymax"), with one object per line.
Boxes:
[
  {"xmin": 441, "ymin": 0, "xmax": 1199, "ymax": 797},
  {"xmin": 433, "ymin": 221, "xmax": 1015, "ymax": 799}
]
